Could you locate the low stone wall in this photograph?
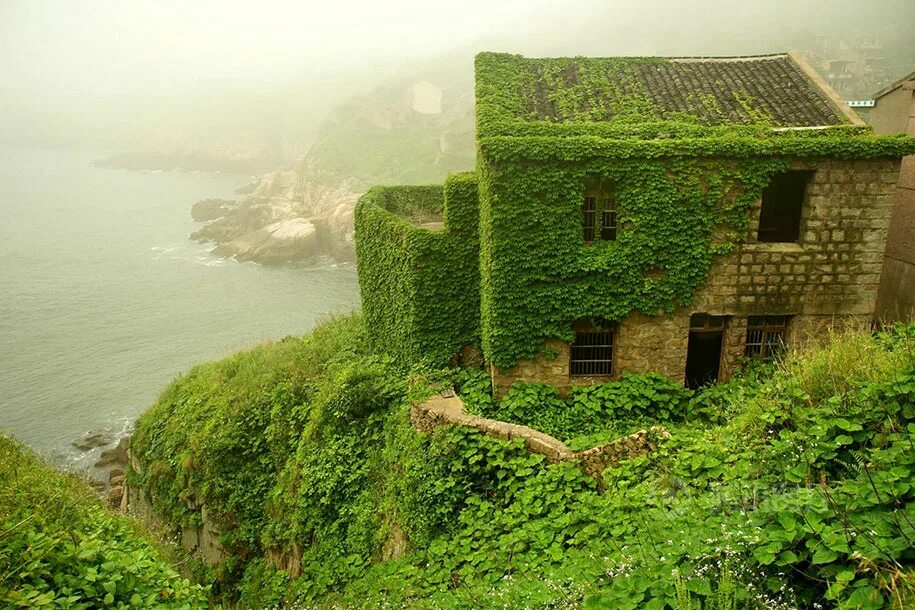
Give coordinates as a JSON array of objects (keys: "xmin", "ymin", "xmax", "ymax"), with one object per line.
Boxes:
[
  {"xmin": 125, "ymin": 449, "xmax": 227, "ymax": 568},
  {"xmin": 412, "ymin": 395, "xmax": 575, "ymax": 461},
  {"xmin": 577, "ymin": 427, "xmax": 671, "ymax": 480},
  {"xmin": 411, "ymin": 393, "xmax": 669, "ymax": 483}
]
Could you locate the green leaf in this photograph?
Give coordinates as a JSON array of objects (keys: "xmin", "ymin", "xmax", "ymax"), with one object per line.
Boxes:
[{"xmin": 812, "ymin": 546, "xmax": 839, "ymax": 564}]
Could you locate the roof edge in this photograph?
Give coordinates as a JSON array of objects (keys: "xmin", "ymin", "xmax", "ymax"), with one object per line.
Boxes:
[
  {"xmin": 872, "ymin": 69, "xmax": 915, "ymax": 100},
  {"xmin": 788, "ymin": 51, "xmax": 866, "ymax": 128}
]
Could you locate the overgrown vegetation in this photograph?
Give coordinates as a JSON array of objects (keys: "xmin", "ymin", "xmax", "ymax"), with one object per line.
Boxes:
[
  {"xmin": 355, "ymin": 173, "xmax": 480, "ymax": 366},
  {"xmin": 471, "ymin": 53, "xmax": 915, "ymax": 369},
  {"xmin": 124, "ymin": 314, "xmax": 915, "ymax": 609},
  {"xmin": 0, "ymin": 435, "xmax": 211, "ymax": 608}
]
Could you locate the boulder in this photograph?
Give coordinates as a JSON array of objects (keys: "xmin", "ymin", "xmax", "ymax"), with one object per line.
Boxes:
[
  {"xmin": 95, "ymin": 437, "xmax": 128, "ymax": 468},
  {"xmin": 107, "ymin": 485, "xmax": 123, "ymax": 508},
  {"xmin": 191, "ymin": 198, "xmax": 236, "ymax": 222},
  {"xmin": 215, "ymin": 218, "xmax": 318, "ymax": 264},
  {"xmin": 72, "ymin": 430, "xmax": 113, "ymax": 451}
]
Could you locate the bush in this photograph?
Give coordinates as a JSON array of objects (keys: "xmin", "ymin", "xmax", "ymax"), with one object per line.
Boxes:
[{"xmin": 0, "ymin": 435, "xmax": 211, "ymax": 609}]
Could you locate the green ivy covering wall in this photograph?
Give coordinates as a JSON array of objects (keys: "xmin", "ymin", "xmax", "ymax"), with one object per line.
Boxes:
[
  {"xmin": 355, "ymin": 172, "xmax": 480, "ymax": 366},
  {"xmin": 472, "ymin": 52, "xmax": 915, "ymax": 370}
]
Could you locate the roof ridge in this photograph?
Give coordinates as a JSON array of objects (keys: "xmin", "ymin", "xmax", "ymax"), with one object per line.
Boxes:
[{"xmin": 667, "ymin": 53, "xmax": 789, "ymax": 62}]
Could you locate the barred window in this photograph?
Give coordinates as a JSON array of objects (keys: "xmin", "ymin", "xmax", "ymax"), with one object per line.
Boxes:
[
  {"xmin": 570, "ymin": 319, "xmax": 614, "ymax": 376},
  {"xmin": 745, "ymin": 315, "xmax": 790, "ymax": 361},
  {"xmin": 583, "ymin": 184, "xmax": 617, "ymax": 243},
  {"xmin": 600, "ymin": 206, "xmax": 617, "ymax": 241},
  {"xmin": 583, "ymin": 196, "xmax": 597, "ymax": 242}
]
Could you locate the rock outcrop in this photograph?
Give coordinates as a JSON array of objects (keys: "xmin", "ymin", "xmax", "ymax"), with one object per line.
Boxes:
[
  {"xmin": 191, "ymin": 168, "xmax": 361, "ymax": 264},
  {"xmin": 124, "ymin": 446, "xmax": 227, "ymax": 567},
  {"xmin": 191, "ymin": 67, "xmax": 475, "ymax": 264}
]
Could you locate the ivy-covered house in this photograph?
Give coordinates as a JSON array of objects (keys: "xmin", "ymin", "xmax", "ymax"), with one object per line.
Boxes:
[{"xmin": 355, "ymin": 51, "xmax": 915, "ymax": 395}]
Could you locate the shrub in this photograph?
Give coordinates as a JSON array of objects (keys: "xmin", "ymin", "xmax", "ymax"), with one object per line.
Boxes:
[{"xmin": 0, "ymin": 435, "xmax": 211, "ymax": 609}]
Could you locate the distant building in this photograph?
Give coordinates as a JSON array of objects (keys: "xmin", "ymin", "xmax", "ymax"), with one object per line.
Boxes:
[
  {"xmin": 356, "ymin": 51, "xmax": 914, "ymax": 394},
  {"xmin": 871, "ymin": 70, "xmax": 915, "ymax": 322},
  {"xmin": 803, "ymin": 35, "xmax": 893, "ymax": 100}
]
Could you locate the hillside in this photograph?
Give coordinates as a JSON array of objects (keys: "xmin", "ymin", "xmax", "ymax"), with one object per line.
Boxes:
[
  {"xmin": 125, "ymin": 315, "xmax": 915, "ymax": 608},
  {"xmin": 190, "ymin": 55, "xmax": 476, "ymax": 264},
  {"xmin": 0, "ymin": 434, "xmax": 211, "ymax": 608}
]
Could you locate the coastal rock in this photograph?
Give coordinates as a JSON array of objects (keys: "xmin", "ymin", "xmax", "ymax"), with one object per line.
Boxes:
[
  {"xmin": 107, "ymin": 485, "xmax": 123, "ymax": 508},
  {"xmin": 191, "ymin": 198, "xmax": 236, "ymax": 222},
  {"xmin": 213, "ymin": 218, "xmax": 318, "ymax": 264},
  {"xmin": 95, "ymin": 436, "xmax": 128, "ymax": 468},
  {"xmin": 72, "ymin": 430, "xmax": 113, "ymax": 451},
  {"xmin": 188, "ymin": 66, "xmax": 474, "ymax": 265}
]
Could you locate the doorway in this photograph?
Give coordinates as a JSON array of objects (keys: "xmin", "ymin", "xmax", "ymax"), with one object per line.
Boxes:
[{"xmin": 685, "ymin": 314, "xmax": 727, "ymax": 389}]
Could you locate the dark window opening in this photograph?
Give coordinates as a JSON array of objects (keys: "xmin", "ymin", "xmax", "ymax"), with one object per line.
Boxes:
[
  {"xmin": 685, "ymin": 314, "xmax": 727, "ymax": 389},
  {"xmin": 745, "ymin": 315, "xmax": 790, "ymax": 361},
  {"xmin": 757, "ymin": 170, "xmax": 812, "ymax": 243},
  {"xmin": 570, "ymin": 319, "xmax": 614, "ymax": 377},
  {"xmin": 583, "ymin": 183, "xmax": 617, "ymax": 243}
]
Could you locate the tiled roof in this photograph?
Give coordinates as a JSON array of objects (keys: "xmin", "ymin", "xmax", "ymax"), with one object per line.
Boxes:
[{"xmin": 515, "ymin": 54, "xmax": 848, "ymax": 128}]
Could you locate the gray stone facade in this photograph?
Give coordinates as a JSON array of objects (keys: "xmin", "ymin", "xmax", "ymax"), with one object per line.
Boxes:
[{"xmin": 492, "ymin": 158, "xmax": 900, "ymax": 395}]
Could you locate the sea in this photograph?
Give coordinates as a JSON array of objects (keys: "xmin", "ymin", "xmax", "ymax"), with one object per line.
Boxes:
[{"xmin": 0, "ymin": 146, "xmax": 360, "ymax": 474}]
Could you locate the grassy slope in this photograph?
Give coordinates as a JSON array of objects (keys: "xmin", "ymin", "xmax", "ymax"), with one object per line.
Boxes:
[
  {"xmin": 126, "ymin": 313, "xmax": 915, "ymax": 609},
  {"xmin": 0, "ymin": 435, "xmax": 211, "ymax": 608}
]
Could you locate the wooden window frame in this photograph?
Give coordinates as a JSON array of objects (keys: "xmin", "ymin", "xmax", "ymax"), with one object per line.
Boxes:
[
  {"xmin": 745, "ymin": 315, "xmax": 791, "ymax": 361},
  {"xmin": 570, "ymin": 319, "xmax": 615, "ymax": 377},
  {"xmin": 689, "ymin": 313, "xmax": 728, "ymax": 332},
  {"xmin": 583, "ymin": 183, "xmax": 617, "ymax": 244}
]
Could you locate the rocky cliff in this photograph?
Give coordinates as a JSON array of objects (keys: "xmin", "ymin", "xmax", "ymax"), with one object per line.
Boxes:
[{"xmin": 192, "ymin": 57, "xmax": 476, "ymax": 264}]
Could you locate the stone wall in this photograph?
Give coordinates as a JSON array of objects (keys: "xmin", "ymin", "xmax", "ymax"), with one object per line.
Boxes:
[
  {"xmin": 492, "ymin": 158, "xmax": 900, "ymax": 394},
  {"xmin": 872, "ymin": 79, "xmax": 915, "ymax": 322},
  {"xmin": 125, "ymin": 449, "xmax": 227, "ymax": 568},
  {"xmin": 411, "ymin": 393, "xmax": 669, "ymax": 484}
]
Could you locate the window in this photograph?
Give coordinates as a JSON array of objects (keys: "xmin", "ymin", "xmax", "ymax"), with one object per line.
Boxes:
[
  {"xmin": 757, "ymin": 170, "xmax": 812, "ymax": 243},
  {"xmin": 570, "ymin": 319, "xmax": 614, "ymax": 376},
  {"xmin": 583, "ymin": 183, "xmax": 617, "ymax": 243},
  {"xmin": 583, "ymin": 196, "xmax": 597, "ymax": 242},
  {"xmin": 601, "ymin": 207, "xmax": 617, "ymax": 240},
  {"xmin": 745, "ymin": 315, "xmax": 790, "ymax": 361}
]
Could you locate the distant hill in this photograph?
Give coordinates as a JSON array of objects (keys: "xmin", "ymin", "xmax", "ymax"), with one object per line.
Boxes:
[{"xmin": 191, "ymin": 53, "xmax": 476, "ymax": 264}]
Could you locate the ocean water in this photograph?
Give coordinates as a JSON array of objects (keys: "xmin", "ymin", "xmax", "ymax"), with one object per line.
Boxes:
[{"xmin": 0, "ymin": 146, "xmax": 359, "ymax": 472}]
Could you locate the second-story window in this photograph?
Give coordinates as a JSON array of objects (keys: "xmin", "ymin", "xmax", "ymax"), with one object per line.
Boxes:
[
  {"xmin": 757, "ymin": 170, "xmax": 813, "ymax": 243},
  {"xmin": 583, "ymin": 196, "xmax": 597, "ymax": 242},
  {"xmin": 583, "ymin": 185, "xmax": 617, "ymax": 243}
]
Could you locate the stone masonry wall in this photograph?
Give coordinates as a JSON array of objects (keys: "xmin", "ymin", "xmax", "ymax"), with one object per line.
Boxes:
[
  {"xmin": 492, "ymin": 158, "xmax": 900, "ymax": 394},
  {"xmin": 125, "ymin": 449, "xmax": 227, "ymax": 568},
  {"xmin": 411, "ymin": 393, "xmax": 669, "ymax": 485}
]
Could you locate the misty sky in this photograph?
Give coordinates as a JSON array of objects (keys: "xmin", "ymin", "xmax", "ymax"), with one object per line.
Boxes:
[{"xmin": 2, "ymin": 0, "xmax": 912, "ymax": 148}]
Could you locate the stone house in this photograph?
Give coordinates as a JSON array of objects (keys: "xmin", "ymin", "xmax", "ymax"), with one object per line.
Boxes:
[
  {"xmin": 870, "ymin": 69, "xmax": 915, "ymax": 322},
  {"xmin": 355, "ymin": 52, "xmax": 915, "ymax": 396}
]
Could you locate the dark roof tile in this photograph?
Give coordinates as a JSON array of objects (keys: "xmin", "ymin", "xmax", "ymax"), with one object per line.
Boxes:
[{"xmin": 515, "ymin": 54, "xmax": 845, "ymax": 128}]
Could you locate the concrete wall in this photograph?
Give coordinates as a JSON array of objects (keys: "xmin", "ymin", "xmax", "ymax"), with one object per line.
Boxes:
[
  {"xmin": 493, "ymin": 158, "xmax": 900, "ymax": 394},
  {"xmin": 872, "ymin": 80, "xmax": 915, "ymax": 322}
]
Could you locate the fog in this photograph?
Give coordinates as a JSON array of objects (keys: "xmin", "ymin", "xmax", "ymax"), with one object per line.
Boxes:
[{"xmin": 2, "ymin": 0, "xmax": 913, "ymax": 153}]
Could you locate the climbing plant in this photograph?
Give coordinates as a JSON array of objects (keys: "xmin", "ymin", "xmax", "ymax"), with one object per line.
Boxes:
[
  {"xmin": 473, "ymin": 52, "xmax": 915, "ymax": 369},
  {"xmin": 355, "ymin": 172, "xmax": 480, "ymax": 366}
]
